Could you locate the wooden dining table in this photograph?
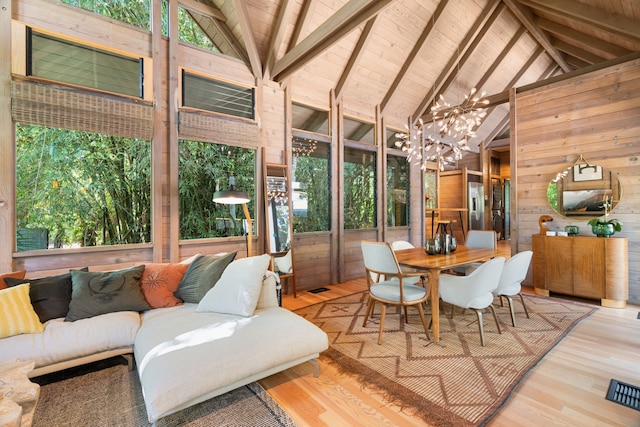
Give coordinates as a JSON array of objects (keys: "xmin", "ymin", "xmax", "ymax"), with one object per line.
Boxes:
[{"xmin": 394, "ymin": 245, "xmax": 497, "ymax": 342}]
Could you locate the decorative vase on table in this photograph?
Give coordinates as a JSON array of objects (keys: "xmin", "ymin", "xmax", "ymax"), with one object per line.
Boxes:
[{"xmin": 590, "ymin": 223, "xmax": 616, "ymax": 238}]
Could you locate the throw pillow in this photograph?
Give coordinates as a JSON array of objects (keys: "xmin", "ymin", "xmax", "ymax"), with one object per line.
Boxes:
[
  {"xmin": 0, "ymin": 271, "xmax": 26, "ymax": 290},
  {"xmin": 66, "ymin": 265, "xmax": 150, "ymax": 321},
  {"xmin": 197, "ymin": 254, "xmax": 271, "ymax": 317},
  {"xmin": 0, "ymin": 283, "xmax": 44, "ymax": 338},
  {"xmin": 139, "ymin": 263, "xmax": 189, "ymax": 308},
  {"xmin": 174, "ymin": 252, "xmax": 237, "ymax": 303},
  {"xmin": 6, "ymin": 268, "xmax": 88, "ymax": 323}
]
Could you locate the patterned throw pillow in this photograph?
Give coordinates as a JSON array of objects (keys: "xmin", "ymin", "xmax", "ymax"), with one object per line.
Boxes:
[
  {"xmin": 0, "ymin": 283, "xmax": 44, "ymax": 338},
  {"xmin": 65, "ymin": 265, "xmax": 150, "ymax": 321},
  {"xmin": 174, "ymin": 252, "xmax": 237, "ymax": 303},
  {"xmin": 0, "ymin": 271, "xmax": 26, "ymax": 290},
  {"xmin": 139, "ymin": 263, "xmax": 189, "ymax": 308}
]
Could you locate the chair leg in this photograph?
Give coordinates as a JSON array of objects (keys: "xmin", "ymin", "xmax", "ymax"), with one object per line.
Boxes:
[
  {"xmin": 475, "ymin": 309, "xmax": 486, "ymax": 347},
  {"xmin": 518, "ymin": 293, "xmax": 530, "ymax": 319},
  {"xmin": 377, "ymin": 304, "xmax": 387, "ymax": 345},
  {"xmin": 363, "ymin": 298, "xmax": 375, "ymax": 327},
  {"xmin": 403, "ymin": 306, "xmax": 409, "ymax": 324},
  {"xmin": 489, "ymin": 304, "xmax": 502, "ymax": 335},
  {"xmin": 417, "ymin": 304, "xmax": 430, "ymax": 341},
  {"xmin": 506, "ymin": 296, "xmax": 517, "ymax": 327}
]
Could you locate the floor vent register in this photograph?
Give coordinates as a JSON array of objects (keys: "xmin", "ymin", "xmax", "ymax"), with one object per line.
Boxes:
[{"xmin": 606, "ymin": 379, "xmax": 640, "ymax": 411}]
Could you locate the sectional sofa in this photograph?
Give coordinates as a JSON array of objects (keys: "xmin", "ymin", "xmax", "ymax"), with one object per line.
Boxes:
[{"xmin": 0, "ymin": 253, "xmax": 329, "ymax": 425}]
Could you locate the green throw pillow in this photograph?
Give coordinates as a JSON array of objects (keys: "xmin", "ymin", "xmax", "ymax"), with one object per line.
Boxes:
[
  {"xmin": 174, "ymin": 252, "xmax": 237, "ymax": 303},
  {"xmin": 65, "ymin": 265, "xmax": 149, "ymax": 321}
]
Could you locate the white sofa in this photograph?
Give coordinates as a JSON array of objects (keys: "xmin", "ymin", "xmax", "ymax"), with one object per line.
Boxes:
[{"xmin": 0, "ymin": 264, "xmax": 329, "ymax": 425}]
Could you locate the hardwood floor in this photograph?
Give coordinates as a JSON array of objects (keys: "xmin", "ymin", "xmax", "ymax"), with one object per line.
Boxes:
[{"xmin": 260, "ymin": 242, "xmax": 640, "ymax": 426}]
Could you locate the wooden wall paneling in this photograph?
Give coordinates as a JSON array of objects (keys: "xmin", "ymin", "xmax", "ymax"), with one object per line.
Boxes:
[
  {"xmin": 168, "ymin": 0, "xmax": 180, "ymax": 262},
  {"xmin": 0, "ymin": 0, "xmax": 13, "ymax": 272},
  {"xmin": 343, "ymin": 230, "xmax": 378, "ymax": 282},
  {"xmin": 330, "ymin": 89, "xmax": 340, "ymax": 286},
  {"xmin": 14, "ymin": 0, "xmax": 152, "ymax": 57},
  {"xmin": 294, "ymin": 234, "xmax": 332, "ymax": 291},
  {"xmin": 376, "ymin": 105, "xmax": 384, "ymax": 243},
  {"xmin": 514, "ymin": 58, "xmax": 640, "ymax": 304}
]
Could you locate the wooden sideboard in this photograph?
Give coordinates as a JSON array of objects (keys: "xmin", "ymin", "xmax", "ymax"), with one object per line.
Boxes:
[{"xmin": 532, "ymin": 234, "xmax": 628, "ymax": 308}]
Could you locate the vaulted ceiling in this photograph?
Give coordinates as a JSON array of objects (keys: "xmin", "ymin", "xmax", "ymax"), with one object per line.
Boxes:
[{"xmin": 187, "ymin": 0, "xmax": 640, "ymax": 150}]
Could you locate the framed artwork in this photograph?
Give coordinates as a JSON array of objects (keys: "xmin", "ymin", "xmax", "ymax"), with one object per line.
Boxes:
[{"xmin": 573, "ymin": 164, "xmax": 602, "ymax": 181}]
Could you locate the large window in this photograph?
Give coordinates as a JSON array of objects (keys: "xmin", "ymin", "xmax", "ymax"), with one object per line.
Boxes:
[
  {"xmin": 182, "ymin": 72, "xmax": 254, "ymax": 119},
  {"xmin": 387, "ymin": 155, "xmax": 409, "ymax": 227},
  {"xmin": 62, "ymin": 0, "xmax": 151, "ymax": 30},
  {"xmin": 179, "ymin": 140, "xmax": 255, "ymax": 240},
  {"xmin": 291, "ymin": 137, "xmax": 331, "ymax": 232},
  {"xmin": 16, "ymin": 124, "xmax": 151, "ymax": 250},
  {"xmin": 27, "ymin": 29, "xmax": 143, "ymax": 98},
  {"xmin": 344, "ymin": 147, "xmax": 376, "ymax": 229}
]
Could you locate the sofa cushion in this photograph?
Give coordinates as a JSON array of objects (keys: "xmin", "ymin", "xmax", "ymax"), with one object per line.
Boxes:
[
  {"xmin": 66, "ymin": 265, "xmax": 149, "ymax": 321},
  {"xmin": 0, "ymin": 283, "xmax": 44, "ymax": 338},
  {"xmin": 139, "ymin": 263, "xmax": 189, "ymax": 308},
  {"xmin": 0, "ymin": 270, "xmax": 26, "ymax": 290},
  {"xmin": 0, "ymin": 311, "xmax": 140, "ymax": 369},
  {"xmin": 6, "ymin": 269, "xmax": 88, "ymax": 323},
  {"xmin": 174, "ymin": 252, "xmax": 236, "ymax": 303},
  {"xmin": 197, "ymin": 254, "xmax": 271, "ymax": 317}
]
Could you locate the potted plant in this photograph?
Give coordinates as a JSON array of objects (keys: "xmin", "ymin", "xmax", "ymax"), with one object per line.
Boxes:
[{"xmin": 587, "ymin": 196, "xmax": 622, "ymax": 237}]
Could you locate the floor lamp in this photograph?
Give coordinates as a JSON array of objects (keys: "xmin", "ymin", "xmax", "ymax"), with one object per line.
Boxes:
[{"xmin": 213, "ymin": 177, "xmax": 252, "ymax": 257}]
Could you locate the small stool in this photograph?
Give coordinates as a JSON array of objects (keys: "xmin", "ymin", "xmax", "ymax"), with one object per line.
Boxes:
[{"xmin": 435, "ymin": 220, "xmax": 452, "ymax": 235}]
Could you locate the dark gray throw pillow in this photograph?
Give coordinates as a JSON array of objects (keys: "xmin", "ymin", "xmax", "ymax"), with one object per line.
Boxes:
[
  {"xmin": 6, "ymin": 268, "xmax": 88, "ymax": 323},
  {"xmin": 65, "ymin": 265, "xmax": 150, "ymax": 321},
  {"xmin": 174, "ymin": 252, "xmax": 237, "ymax": 303}
]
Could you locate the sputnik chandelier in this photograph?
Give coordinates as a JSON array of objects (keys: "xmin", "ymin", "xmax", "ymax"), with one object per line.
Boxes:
[{"xmin": 396, "ymin": 87, "xmax": 488, "ymax": 171}]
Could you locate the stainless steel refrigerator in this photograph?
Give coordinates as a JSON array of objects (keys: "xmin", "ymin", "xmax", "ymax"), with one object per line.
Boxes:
[{"xmin": 468, "ymin": 182, "xmax": 484, "ymax": 230}]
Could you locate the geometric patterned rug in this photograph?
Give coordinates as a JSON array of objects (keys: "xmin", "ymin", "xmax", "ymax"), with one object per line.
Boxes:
[{"xmin": 294, "ymin": 291, "xmax": 597, "ymax": 427}]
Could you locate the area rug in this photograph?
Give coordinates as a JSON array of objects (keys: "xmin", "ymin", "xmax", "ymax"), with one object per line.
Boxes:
[
  {"xmin": 294, "ymin": 291, "xmax": 597, "ymax": 426},
  {"xmin": 31, "ymin": 359, "xmax": 298, "ymax": 427}
]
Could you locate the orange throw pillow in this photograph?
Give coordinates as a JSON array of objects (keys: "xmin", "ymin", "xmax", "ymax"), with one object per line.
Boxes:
[
  {"xmin": 139, "ymin": 263, "xmax": 189, "ymax": 308},
  {"xmin": 0, "ymin": 270, "xmax": 26, "ymax": 290}
]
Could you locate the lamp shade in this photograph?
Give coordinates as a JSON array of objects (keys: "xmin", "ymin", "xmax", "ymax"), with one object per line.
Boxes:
[{"xmin": 212, "ymin": 189, "xmax": 250, "ymax": 204}]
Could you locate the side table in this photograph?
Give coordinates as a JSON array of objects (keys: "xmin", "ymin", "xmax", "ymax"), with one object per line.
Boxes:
[{"xmin": 0, "ymin": 359, "xmax": 40, "ymax": 427}]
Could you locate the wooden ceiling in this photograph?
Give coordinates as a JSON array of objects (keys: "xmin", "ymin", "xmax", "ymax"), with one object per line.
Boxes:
[{"xmin": 189, "ymin": 0, "xmax": 640, "ymax": 150}]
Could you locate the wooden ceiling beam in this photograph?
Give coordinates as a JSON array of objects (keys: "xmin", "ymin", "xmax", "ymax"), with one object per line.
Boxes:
[
  {"xmin": 476, "ymin": 26, "xmax": 527, "ymax": 93},
  {"xmin": 412, "ymin": 0, "xmax": 502, "ymax": 123},
  {"xmin": 264, "ymin": 0, "xmax": 297, "ymax": 80},
  {"xmin": 271, "ymin": 0, "xmax": 393, "ymax": 81},
  {"xmin": 180, "ymin": 0, "xmax": 226, "ymax": 21},
  {"xmin": 288, "ymin": 0, "xmax": 312, "ymax": 51},
  {"xmin": 517, "ymin": 0, "xmax": 640, "ymax": 44},
  {"xmin": 335, "ymin": 17, "xmax": 378, "ymax": 102},
  {"xmin": 503, "ymin": 0, "xmax": 571, "ymax": 72},
  {"xmin": 553, "ymin": 39, "xmax": 605, "ymax": 65},
  {"xmin": 232, "ymin": 0, "xmax": 262, "ymax": 79},
  {"xmin": 536, "ymin": 17, "xmax": 631, "ymax": 61},
  {"xmin": 379, "ymin": 0, "xmax": 447, "ymax": 115}
]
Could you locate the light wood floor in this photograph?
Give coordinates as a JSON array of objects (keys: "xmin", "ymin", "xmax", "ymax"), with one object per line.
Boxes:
[{"xmin": 260, "ymin": 242, "xmax": 640, "ymax": 426}]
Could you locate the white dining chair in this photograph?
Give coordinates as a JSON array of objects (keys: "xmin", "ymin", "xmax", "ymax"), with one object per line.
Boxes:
[
  {"xmin": 493, "ymin": 251, "xmax": 533, "ymax": 327},
  {"xmin": 439, "ymin": 257, "xmax": 506, "ymax": 346},
  {"xmin": 453, "ymin": 230, "xmax": 498, "ymax": 275},
  {"xmin": 361, "ymin": 241, "xmax": 430, "ymax": 345}
]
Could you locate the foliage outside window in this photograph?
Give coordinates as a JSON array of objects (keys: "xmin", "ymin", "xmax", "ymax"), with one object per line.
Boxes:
[
  {"xmin": 344, "ymin": 147, "xmax": 376, "ymax": 229},
  {"xmin": 387, "ymin": 155, "xmax": 409, "ymax": 227},
  {"xmin": 179, "ymin": 140, "xmax": 255, "ymax": 240},
  {"xmin": 424, "ymin": 169, "xmax": 437, "ymax": 208},
  {"xmin": 62, "ymin": 0, "xmax": 220, "ymax": 53},
  {"xmin": 16, "ymin": 124, "xmax": 151, "ymax": 250},
  {"xmin": 62, "ymin": 0, "xmax": 151, "ymax": 30},
  {"xmin": 291, "ymin": 138, "xmax": 330, "ymax": 232}
]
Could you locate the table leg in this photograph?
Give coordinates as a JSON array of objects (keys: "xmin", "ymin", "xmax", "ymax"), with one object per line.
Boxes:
[{"xmin": 430, "ymin": 269, "xmax": 440, "ymax": 342}]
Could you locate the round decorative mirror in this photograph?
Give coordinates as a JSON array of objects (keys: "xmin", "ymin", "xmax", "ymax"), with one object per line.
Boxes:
[{"xmin": 547, "ymin": 163, "xmax": 622, "ymax": 219}]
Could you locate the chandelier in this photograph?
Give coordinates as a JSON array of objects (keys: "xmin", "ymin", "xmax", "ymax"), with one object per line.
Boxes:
[{"xmin": 396, "ymin": 87, "xmax": 488, "ymax": 170}]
